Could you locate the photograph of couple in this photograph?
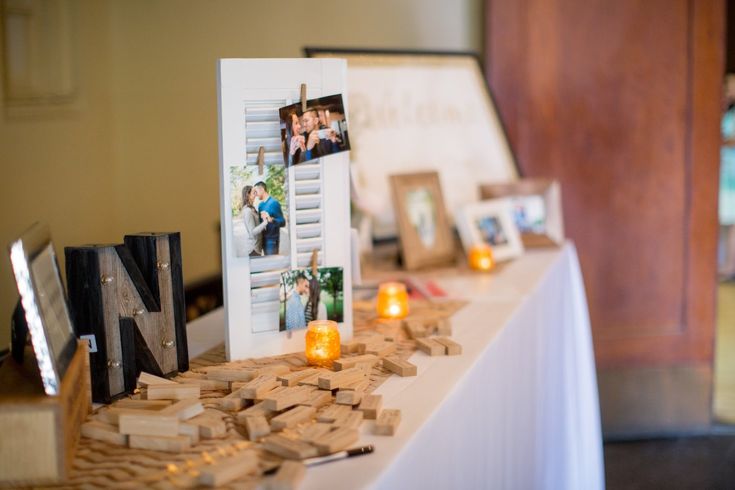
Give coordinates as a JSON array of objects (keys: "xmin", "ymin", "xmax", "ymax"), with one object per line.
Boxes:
[
  {"xmin": 279, "ymin": 267, "xmax": 344, "ymax": 331},
  {"xmin": 279, "ymin": 94, "xmax": 350, "ymax": 166},
  {"xmin": 510, "ymin": 195, "xmax": 547, "ymax": 234},
  {"xmin": 230, "ymin": 165, "xmax": 289, "ymax": 258},
  {"xmin": 476, "ymin": 216, "xmax": 509, "ymax": 247}
]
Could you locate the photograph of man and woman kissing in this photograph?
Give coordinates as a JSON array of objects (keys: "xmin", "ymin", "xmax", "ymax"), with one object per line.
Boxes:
[
  {"xmin": 279, "ymin": 94, "xmax": 350, "ymax": 166},
  {"xmin": 230, "ymin": 165, "xmax": 288, "ymax": 258},
  {"xmin": 279, "ymin": 267, "xmax": 344, "ymax": 331}
]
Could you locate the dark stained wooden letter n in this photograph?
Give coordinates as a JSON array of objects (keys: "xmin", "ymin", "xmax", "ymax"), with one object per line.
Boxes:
[{"xmin": 65, "ymin": 232, "xmax": 188, "ymax": 403}]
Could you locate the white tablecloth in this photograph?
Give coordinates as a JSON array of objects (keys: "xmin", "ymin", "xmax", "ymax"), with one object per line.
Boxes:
[{"xmin": 186, "ymin": 243, "xmax": 604, "ymax": 489}]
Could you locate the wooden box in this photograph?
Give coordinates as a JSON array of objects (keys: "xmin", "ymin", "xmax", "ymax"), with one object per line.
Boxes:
[{"xmin": 0, "ymin": 341, "xmax": 90, "ymax": 486}]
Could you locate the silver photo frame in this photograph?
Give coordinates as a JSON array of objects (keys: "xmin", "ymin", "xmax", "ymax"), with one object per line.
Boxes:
[{"xmin": 8, "ymin": 223, "xmax": 77, "ymax": 395}]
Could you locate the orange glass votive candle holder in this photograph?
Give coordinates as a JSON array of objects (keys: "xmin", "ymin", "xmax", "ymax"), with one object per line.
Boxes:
[
  {"xmin": 376, "ymin": 282, "xmax": 410, "ymax": 319},
  {"xmin": 468, "ymin": 244, "xmax": 495, "ymax": 271},
  {"xmin": 305, "ymin": 320, "xmax": 341, "ymax": 368}
]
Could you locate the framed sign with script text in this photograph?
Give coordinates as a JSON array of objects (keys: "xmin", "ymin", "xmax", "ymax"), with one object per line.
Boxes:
[{"xmin": 306, "ymin": 48, "xmax": 519, "ymax": 239}]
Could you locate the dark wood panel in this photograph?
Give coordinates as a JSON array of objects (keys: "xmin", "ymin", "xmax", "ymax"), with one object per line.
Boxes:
[{"xmin": 486, "ymin": 0, "xmax": 722, "ymax": 369}]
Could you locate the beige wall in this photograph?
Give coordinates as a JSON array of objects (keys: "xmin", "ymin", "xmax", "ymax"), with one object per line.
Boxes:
[
  {"xmin": 0, "ymin": 0, "xmax": 481, "ymax": 344},
  {"xmin": 0, "ymin": 1, "xmax": 116, "ymax": 345}
]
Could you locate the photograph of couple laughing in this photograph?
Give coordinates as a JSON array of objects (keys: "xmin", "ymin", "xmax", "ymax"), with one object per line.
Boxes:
[{"xmin": 279, "ymin": 94, "xmax": 351, "ymax": 166}]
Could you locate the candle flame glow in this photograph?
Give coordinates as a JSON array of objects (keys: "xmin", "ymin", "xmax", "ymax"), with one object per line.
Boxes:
[{"xmin": 376, "ymin": 282, "xmax": 409, "ymax": 319}]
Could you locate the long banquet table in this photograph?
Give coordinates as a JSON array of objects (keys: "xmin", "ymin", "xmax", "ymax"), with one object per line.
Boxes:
[{"xmin": 186, "ymin": 243, "xmax": 604, "ymax": 489}]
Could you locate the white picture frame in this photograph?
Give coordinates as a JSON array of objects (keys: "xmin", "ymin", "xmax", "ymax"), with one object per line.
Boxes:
[
  {"xmin": 479, "ymin": 178, "xmax": 565, "ymax": 247},
  {"xmin": 456, "ymin": 198, "xmax": 524, "ymax": 262},
  {"xmin": 217, "ymin": 58, "xmax": 353, "ymax": 360}
]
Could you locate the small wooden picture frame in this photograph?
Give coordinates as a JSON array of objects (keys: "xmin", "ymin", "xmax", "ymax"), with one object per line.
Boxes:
[
  {"xmin": 455, "ymin": 199, "xmax": 524, "ymax": 262},
  {"xmin": 478, "ymin": 178, "xmax": 564, "ymax": 247},
  {"xmin": 389, "ymin": 172, "xmax": 455, "ymax": 270}
]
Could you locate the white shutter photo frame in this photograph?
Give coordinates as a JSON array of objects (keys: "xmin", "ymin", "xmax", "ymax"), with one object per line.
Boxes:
[{"xmin": 217, "ymin": 59, "xmax": 352, "ymax": 360}]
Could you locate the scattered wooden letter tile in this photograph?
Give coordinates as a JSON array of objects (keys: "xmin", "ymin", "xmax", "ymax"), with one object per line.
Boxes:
[
  {"xmin": 263, "ymin": 434, "xmax": 318, "ymax": 460},
  {"xmin": 159, "ymin": 399, "xmax": 205, "ymax": 421},
  {"xmin": 230, "ymin": 381, "xmax": 248, "ymax": 391},
  {"xmin": 422, "ymin": 318, "xmax": 439, "ymax": 334},
  {"xmin": 340, "ymin": 339, "xmax": 360, "ymax": 354},
  {"xmin": 112, "ymin": 399, "xmax": 171, "ymax": 410},
  {"xmin": 218, "ymin": 389, "xmax": 246, "ymax": 411},
  {"xmin": 296, "ymin": 371, "xmax": 326, "ymax": 387},
  {"xmin": 364, "ymin": 342, "xmax": 397, "ymax": 358},
  {"xmin": 403, "ymin": 320, "xmax": 428, "ymax": 339},
  {"xmin": 258, "ymin": 364, "xmax": 291, "ymax": 377},
  {"xmin": 318, "ymin": 367, "xmax": 366, "ymax": 390},
  {"xmin": 298, "ymin": 389, "xmax": 332, "ymax": 409},
  {"xmin": 241, "ymin": 375, "xmax": 279, "ymax": 400},
  {"xmin": 355, "ymin": 333, "xmax": 385, "ymax": 347},
  {"xmin": 238, "ymin": 401, "xmax": 276, "ymax": 420},
  {"xmin": 433, "ymin": 336, "xmax": 462, "ymax": 355},
  {"xmin": 265, "ymin": 460, "xmax": 306, "ymax": 490},
  {"xmin": 382, "ymin": 357, "xmax": 417, "ymax": 377},
  {"xmin": 91, "ymin": 407, "xmax": 119, "ymax": 425},
  {"xmin": 137, "ymin": 372, "xmax": 176, "ymax": 387},
  {"xmin": 102, "ymin": 406, "xmax": 155, "ymax": 425},
  {"xmin": 300, "ymin": 422, "xmax": 333, "ymax": 443},
  {"xmin": 81, "ymin": 421, "xmax": 128, "ymax": 446},
  {"xmin": 357, "ymin": 394, "xmax": 382, "ymax": 420},
  {"xmin": 263, "ymin": 386, "xmax": 313, "ymax": 411},
  {"xmin": 118, "ymin": 413, "xmax": 179, "ymax": 437},
  {"xmin": 332, "ymin": 410, "xmax": 363, "ymax": 430},
  {"xmin": 146, "ymin": 383, "xmax": 200, "ymax": 400},
  {"xmin": 176, "ymin": 377, "xmax": 230, "ymax": 390},
  {"xmin": 129, "ymin": 434, "xmax": 191, "ymax": 453},
  {"xmin": 204, "ymin": 367, "xmax": 258, "ymax": 382},
  {"xmin": 335, "ymin": 390, "xmax": 362, "ymax": 406},
  {"xmin": 270, "ymin": 405, "xmax": 317, "ymax": 431},
  {"xmin": 332, "ymin": 354, "xmax": 378, "ymax": 371},
  {"xmin": 374, "ymin": 318, "xmax": 403, "ymax": 329},
  {"xmin": 374, "ymin": 409, "xmax": 401, "ymax": 436},
  {"xmin": 316, "ymin": 404, "xmax": 352, "ymax": 423},
  {"xmin": 244, "ymin": 415, "xmax": 271, "ymax": 441},
  {"xmin": 415, "ymin": 338, "xmax": 445, "ymax": 356},
  {"xmin": 189, "ymin": 414, "xmax": 227, "ymax": 439},
  {"xmin": 436, "ymin": 318, "xmax": 452, "ymax": 336},
  {"xmin": 312, "ymin": 427, "xmax": 359, "ymax": 455},
  {"xmin": 179, "ymin": 422, "xmax": 200, "ymax": 444},
  {"xmin": 198, "ymin": 451, "xmax": 259, "ymax": 487},
  {"xmin": 257, "ymin": 385, "xmax": 289, "ymax": 402},
  {"xmin": 340, "ymin": 378, "xmax": 370, "ymax": 392},
  {"xmin": 277, "ymin": 368, "xmax": 319, "ymax": 387}
]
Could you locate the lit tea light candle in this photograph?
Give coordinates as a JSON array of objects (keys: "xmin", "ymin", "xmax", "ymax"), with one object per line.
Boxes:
[
  {"xmin": 305, "ymin": 320, "xmax": 341, "ymax": 368},
  {"xmin": 376, "ymin": 282, "xmax": 410, "ymax": 319},
  {"xmin": 468, "ymin": 244, "xmax": 495, "ymax": 271}
]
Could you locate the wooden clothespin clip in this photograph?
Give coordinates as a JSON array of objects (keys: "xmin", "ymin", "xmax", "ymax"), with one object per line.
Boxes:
[
  {"xmin": 310, "ymin": 249, "xmax": 319, "ymax": 275},
  {"xmin": 300, "ymin": 83, "xmax": 307, "ymax": 112},
  {"xmin": 257, "ymin": 146, "xmax": 265, "ymax": 175}
]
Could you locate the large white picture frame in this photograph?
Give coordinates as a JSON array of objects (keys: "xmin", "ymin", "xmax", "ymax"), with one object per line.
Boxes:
[
  {"xmin": 217, "ymin": 59, "xmax": 353, "ymax": 360},
  {"xmin": 307, "ymin": 49, "xmax": 520, "ymax": 238}
]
